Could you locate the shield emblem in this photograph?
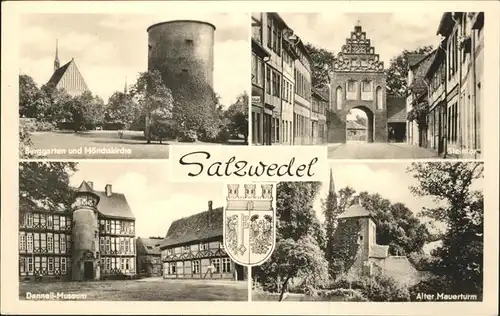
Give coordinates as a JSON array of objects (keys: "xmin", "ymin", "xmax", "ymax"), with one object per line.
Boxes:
[{"xmin": 223, "ymin": 183, "xmax": 276, "ymax": 267}]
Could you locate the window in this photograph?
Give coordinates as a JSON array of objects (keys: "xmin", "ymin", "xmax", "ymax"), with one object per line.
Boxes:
[
  {"xmin": 19, "ymin": 232, "xmax": 26, "ymax": 251},
  {"xmin": 111, "ymin": 221, "xmax": 115, "ymax": 234},
  {"xmin": 222, "ymin": 258, "xmax": 231, "ymax": 273},
  {"xmin": 211, "ymin": 258, "xmax": 221, "ymax": 273},
  {"xmin": 40, "ymin": 214, "xmax": 46, "ymax": 227},
  {"xmin": 362, "ymin": 81, "xmax": 371, "ymax": 92},
  {"xmin": 111, "ymin": 237, "xmax": 116, "ymax": 252},
  {"xmin": 34, "ymin": 213, "xmax": 40, "ymax": 227},
  {"xmin": 60, "ymin": 234, "xmax": 66, "ymax": 253},
  {"xmin": 130, "ymin": 222, "xmax": 134, "ymax": 234},
  {"xmin": 183, "ymin": 245, "xmax": 190, "ymax": 252},
  {"xmin": 26, "ymin": 257, "xmax": 33, "ymax": 273},
  {"xmin": 347, "ymin": 81, "xmax": 355, "ymax": 92},
  {"xmin": 41, "ymin": 233, "xmax": 46, "ymax": 251},
  {"xmin": 61, "ymin": 257, "xmax": 67, "ymax": 273},
  {"xmin": 54, "ymin": 234, "xmax": 59, "ymax": 254},
  {"xmin": 125, "ymin": 258, "xmax": 130, "ymax": 270},
  {"xmin": 200, "ymin": 243, "xmax": 208, "ymax": 251},
  {"xmin": 60, "ymin": 216, "xmax": 66, "ymax": 230},
  {"xmin": 47, "ymin": 215, "xmax": 53, "ymax": 229},
  {"xmin": 41, "ymin": 256, "xmax": 47, "ymax": 273},
  {"xmin": 35, "ymin": 256, "xmax": 40, "ymax": 273},
  {"xmin": 26, "ymin": 213, "xmax": 33, "ymax": 227},
  {"xmin": 34, "ymin": 233, "xmax": 40, "ymax": 252},
  {"xmin": 265, "ymin": 66, "xmax": 271, "ymax": 94},
  {"xmin": 106, "ymin": 258, "xmax": 111, "ymax": 270},
  {"xmin": 100, "ymin": 220, "xmax": 105, "ymax": 232},
  {"xmin": 47, "ymin": 233, "xmax": 53, "ymax": 252},
  {"xmin": 106, "ymin": 220, "xmax": 110, "ymax": 233},
  {"xmin": 66, "ymin": 235, "xmax": 71, "ymax": 252},
  {"xmin": 20, "ymin": 257, "xmax": 26, "ymax": 273},
  {"xmin": 121, "ymin": 258, "xmax": 125, "ymax": 270},
  {"xmin": 130, "ymin": 238, "xmax": 134, "ymax": 253},
  {"xmin": 185, "ymin": 39, "xmax": 193, "ymax": 45},
  {"xmin": 125, "ymin": 238, "xmax": 129, "ymax": 253},
  {"xmin": 54, "ymin": 215, "xmax": 59, "ymax": 230},
  {"xmin": 169, "ymin": 262, "xmax": 176, "ymax": 274},
  {"xmin": 267, "ymin": 17, "xmax": 272, "ymax": 49},
  {"xmin": 100, "ymin": 237, "xmax": 105, "ymax": 252},
  {"xmin": 116, "ymin": 221, "xmax": 121, "ymax": 234},
  {"xmin": 192, "ymin": 260, "xmax": 200, "ymax": 274},
  {"xmin": 130, "ymin": 259, "xmax": 134, "ymax": 272},
  {"xmin": 48, "ymin": 257, "xmax": 54, "ymax": 273},
  {"xmin": 376, "ymin": 87, "xmax": 383, "ymax": 110}
]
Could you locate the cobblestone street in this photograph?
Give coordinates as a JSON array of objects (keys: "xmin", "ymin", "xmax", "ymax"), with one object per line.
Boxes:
[{"xmin": 327, "ymin": 142, "xmax": 440, "ymax": 159}]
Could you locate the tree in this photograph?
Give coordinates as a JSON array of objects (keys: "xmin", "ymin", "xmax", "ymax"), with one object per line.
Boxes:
[
  {"xmin": 407, "ymin": 162, "xmax": 484, "ymax": 294},
  {"xmin": 132, "ymin": 70, "xmax": 174, "ymax": 143},
  {"xmin": 253, "ymin": 182, "xmax": 327, "ymax": 299},
  {"xmin": 104, "ymin": 92, "xmax": 138, "ymax": 130},
  {"xmin": 66, "ymin": 91, "xmax": 105, "ymax": 131},
  {"xmin": 19, "ymin": 162, "xmax": 78, "ymax": 214},
  {"xmin": 224, "ymin": 92, "xmax": 249, "ymax": 143},
  {"xmin": 19, "ymin": 74, "xmax": 41, "ymax": 118},
  {"xmin": 304, "ymin": 43, "xmax": 336, "ymax": 89},
  {"xmin": 40, "ymin": 83, "xmax": 73, "ymax": 123},
  {"xmin": 355, "ymin": 115, "xmax": 367, "ymax": 127},
  {"xmin": 385, "ymin": 45, "xmax": 434, "ymax": 96}
]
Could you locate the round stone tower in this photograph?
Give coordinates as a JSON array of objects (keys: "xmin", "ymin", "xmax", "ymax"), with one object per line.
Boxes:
[
  {"xmin": 71, "ymin": 180, "xmax": 100, "ymax": 281},
  {"xmin": 147, "ymin": 20, "xmax": 216, "ymax": 89}
]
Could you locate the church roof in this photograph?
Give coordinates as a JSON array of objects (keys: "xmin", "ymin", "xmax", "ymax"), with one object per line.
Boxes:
[
  {"xmin": 159, "ymin": 206, "xmax": 224, "ymax": 249},
  {"xmin": 136, "ymin": 237, "xmax": 163, "ymax": 255},
  {"xmin": 47, "ymin": 60, "xmax": 72, "ymax": 87},
  {"xmin": 338, "ymin": 203, "xmax": 371, "ymax": 219},
  {"xmin": 74, "ymin": 181, "xmax": 135, "ymax": 220}
]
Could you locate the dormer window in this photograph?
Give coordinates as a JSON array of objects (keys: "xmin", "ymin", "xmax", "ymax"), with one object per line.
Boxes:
[{"xmin": 185, "ymin": 39, "xmax": 193, "ymax": 45}]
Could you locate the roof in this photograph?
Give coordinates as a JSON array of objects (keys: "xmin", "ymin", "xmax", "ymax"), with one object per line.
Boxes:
[
  {"xmin": 312, "ymin": 88, "xmax": 329, "ymax": 102},
  {"xmin": 346, "ymin": 121, "xmax": 366, "ymax": 130},
  {"xmin": 387, "ymin": 96, "xmax": 407, "ymax": 123},
  {"xmin": 408, "ymin": 51, "xmax": 436, "ymax": 95},
  {"xmin": 338, "ymin": 203, "xmax": 371, "ymax": 219},
  {"xmin": 47, "ymin": 60, "xmax": 72, "ymax": 87},
  {"xmin": 407, "ymin": 54, "xmax": 427, "ymax": 69},
  {"xmin": 147, "ymin": 20, "xmax": 216, "ymax": 32},
  {"xmin": 74, "ymin": 181, "xmax": 135, "ymax": 220},
  {"xmin": 160, "ymin": 207, "xmax": 223, "ymax": 249},
  {"xmin": 137, "ymin": 237, "xmax": 163, "ymax": 255}
]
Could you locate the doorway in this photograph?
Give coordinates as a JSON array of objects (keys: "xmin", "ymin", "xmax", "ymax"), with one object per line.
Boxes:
[
  {"xmin": 84, "ymin": 261, "xmax": 94, "ymax": 280},
  {"xmin": 235, "ymin": 264, "xmax": 245, "ymax": 281},
  {"xmin": 346, "ymin": 107, "xmax": 373, "ymax": 143}
]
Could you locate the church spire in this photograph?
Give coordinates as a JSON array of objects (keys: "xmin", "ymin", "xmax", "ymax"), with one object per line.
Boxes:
[
  {"xmin": 124, "ymin": 76, "xmax": 128, "ymax": 94},
  {"xmin": 54, "ymin": 39, "xmax": 60, "ymax": 71},
  {"xmin": 328, "ymin": 169, "xmax": 335, "ymax": 194}
]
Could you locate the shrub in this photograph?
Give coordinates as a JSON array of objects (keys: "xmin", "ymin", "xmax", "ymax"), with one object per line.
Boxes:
[
  {"xmin": 361, "ymin": 274, "xmax": 411, "ymax": 302},
  {"xmin": 35, "ymin": 121, "xmax": 55, "ymax": 131},
  {"xmin": 318, "ymin": 289, "xmax": 367, "ymax": 301}
]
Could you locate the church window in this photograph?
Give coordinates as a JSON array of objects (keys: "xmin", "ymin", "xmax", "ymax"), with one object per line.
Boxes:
[
  {"xmin": 222, "ymin": 258, "xmax": 231, "ymax": 273},
  {"xmin": 192, "ymin": 260, "xmax": 200, "ymax": 274},
  {"xmin": 61, "ymin": 257, "xmax": 67, "ymax": 273},
  {"xmin": 19, "ymin": 232, "xmax": 26, "ymax": 251},
  {"xmin": 362, "ymin": 81, "xmax": 371, "ymax": 92},
  {"xmin": 48, "ymin": 257, "xmax": 54, "ymax": 273},
  {"xmin": 211, "ymin": 258, "xmax": 221, "ymax": 273},
  {"xmin": 47, "ymin": 233, "xmax": 53, "ymax": 252}
]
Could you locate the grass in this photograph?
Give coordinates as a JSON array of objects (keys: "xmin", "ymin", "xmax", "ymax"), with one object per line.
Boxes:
[
  {"xmin": 25, "ymin": 130, "xmax": 244, "ymax": 159},
  {"xmin": 19, "ymin": 278, "xmax": 248, "ymax": 301},
  {"xmin": 252, "ymin": 290, "xmax": 344, "ymax": 302}
]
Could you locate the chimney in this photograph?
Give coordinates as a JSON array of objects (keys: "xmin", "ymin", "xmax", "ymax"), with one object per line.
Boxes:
[
  {"xmin": 105, "ymin": 184, "xmax": 112, "ymax": 197},
  {"xmin": 87, "ymin": 181, "xmax": 93, "ymax": 189},
  {"xmin": 208, "ymin": 200, "xmax": 213, "ymax": 226}
]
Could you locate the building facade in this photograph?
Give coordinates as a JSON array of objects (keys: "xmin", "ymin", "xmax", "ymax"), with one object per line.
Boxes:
[
  {"xmin": 436, "ymin": 12, "xmax": 483, "ymax": 158},
  {"xmin": 136, "ymin": 237, "xmax": 163, "ymax": 277},
  {"xmin": 19, "ymin": 181, "xmax": 137, "ymax": 281},
  {"xmin": 160, "ymin": 201, "xmax": 246, "ymax": 281},
  {"xmin": 293, "ymin": 40, "xmax": 313, "ymax": 145},
  {"xmin": 328, "ymin": 23, "xmax": 388, "ymax": 143},
  {"xmin": 251, "ymin": 13, "xmax": 271, "ymax": 145},
  {"xmin": 47, "ymin": 41, "xmax": 89, "ymax": 97},
  {"xmin": 281, "ymin": 34, "xmax": 298, "ymax": 145},
  {"xmin": 311, "ymin": 88, "xmax": 328, "ymax": 144}
]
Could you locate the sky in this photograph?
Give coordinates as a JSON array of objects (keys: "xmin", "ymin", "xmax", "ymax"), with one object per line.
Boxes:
[
  {"xmin": 68, "ymin": 161, "xmax": 225, "ymax": 238},
  {"xmin": 19, "ymin": 13, "xmax": 249, "ymax": 107},
  {"xmin": 312, "ymin": 161, "xmax": 484, "ymax": 227}
]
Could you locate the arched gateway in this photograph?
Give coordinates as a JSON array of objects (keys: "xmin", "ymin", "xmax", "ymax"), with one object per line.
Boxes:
[{"xmin": 327, "ymin": 23, "xmax": 389, "ymax": 143}]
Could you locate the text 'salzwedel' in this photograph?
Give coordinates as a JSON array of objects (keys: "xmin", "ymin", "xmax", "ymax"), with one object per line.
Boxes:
[{"xmin": 178, "ymin": 151, "xmax": 319, "ymax": 177}]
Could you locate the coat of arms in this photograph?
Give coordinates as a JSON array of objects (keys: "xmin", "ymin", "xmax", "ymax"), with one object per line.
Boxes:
[{"xmin": 223, "ymin": 183, "xmax": 276, "ymax": 267}]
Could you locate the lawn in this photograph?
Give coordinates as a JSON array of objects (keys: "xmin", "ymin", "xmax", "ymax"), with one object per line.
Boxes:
[
  {"xmin": 252, "ymin": 290, "xmax": 344, "ymax": 302},
  {"xmin": 25, "ymin": 130, "xmax": 241, "ymax": 159},
  {"xmin": 19, "ymin": 278, "xmax": 248, "ymax": 301}
]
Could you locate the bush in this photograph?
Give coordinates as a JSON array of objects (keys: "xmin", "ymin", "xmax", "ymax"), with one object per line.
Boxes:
[
  {"xmin": 361, "ymin": 274, "xmax": 411, "ymax": 302},
  {"xmin": 35, "ymin": 121, "xmax": 55, "ymax": 131},
  {"xmin": 178, "ymin": 129, "xmax": 198, "ymax": 143},
  {"xmin": 317, "ymin": 289, "xmax": 367, "ymax": 301}
]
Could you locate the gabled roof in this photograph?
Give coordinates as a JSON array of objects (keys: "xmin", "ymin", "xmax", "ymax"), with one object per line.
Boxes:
[
  {"xmin": 137, "ymin": 237, "xmax": 163, "ymax": 255},
  {"xmin": 338, "ymin": 203, "xmax": 371, "ymax": 219},
  {"xmin": 47, "ymin": 60, "xmax": 72, "ymax": 87},
  {"xmin": 159, "ymin": 207, "xmax": 223, "ymax": 249},
  {"xmin": 407, "ymin": 54, "xmax": 427, "ymax": 69},
  {"xmin": 312, "ymin": 87, "xmax": 329, "ymax": 102},
  {"xmin": 408, "ymin": 51, "xmax": 436, "ymax": 95}
]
